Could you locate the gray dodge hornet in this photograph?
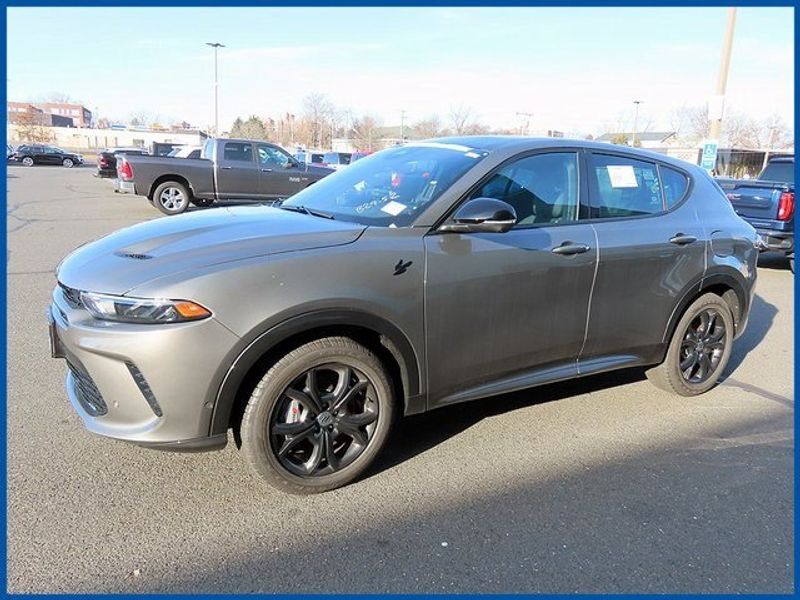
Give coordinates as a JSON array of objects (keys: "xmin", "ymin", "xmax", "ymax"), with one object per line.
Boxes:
[{"xmin": 50, "ymin": 137, "xmax": 759, "ymax": 494}]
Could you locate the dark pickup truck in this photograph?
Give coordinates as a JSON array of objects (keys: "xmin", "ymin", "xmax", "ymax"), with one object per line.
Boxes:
[
  {"xmin": 116, "ymin": 138, "xmax": 334, "ymax": 215},
  {"xmin": 717, "ymin": 156, "xmax": 795, "ymax": 271}
]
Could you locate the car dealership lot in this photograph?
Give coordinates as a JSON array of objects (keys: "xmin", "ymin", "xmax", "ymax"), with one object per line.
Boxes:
[{"xmin": 6, "ymin": 165, "xmax": 794, "ymax": 593}]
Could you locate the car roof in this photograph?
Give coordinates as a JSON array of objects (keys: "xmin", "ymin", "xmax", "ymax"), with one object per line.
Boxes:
[
  {"xmin": 768, "ymin": 156, "xmax": 794, "ymax": 163},
  {"xmin": 424, "ymin": 135, "xmax": 700, "ymax": 170}
]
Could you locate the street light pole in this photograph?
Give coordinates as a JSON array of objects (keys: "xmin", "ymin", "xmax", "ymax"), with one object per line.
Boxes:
[
  {"xmin": 631, "ymin": 100, "xmax": 643, "ymax": 147},
  {"xmin": 206, "ymin": 42, "xmax": 225, "ymax": 135},
  {"xmin": 708, "ymin": 8, "xmax": 737, "ymax": 141}
]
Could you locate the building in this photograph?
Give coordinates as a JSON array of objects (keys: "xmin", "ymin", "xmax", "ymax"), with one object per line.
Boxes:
[
  {"xmin": 596, "ymin": 131, "xmax": 678, "ymax": 149},
  {"xmin": 35, "ymin": 102, "xmax": 93, "ymax": 127},
  {"xmin": 7, "ymin": 102, "xmax": 74, "ymax": 127}
]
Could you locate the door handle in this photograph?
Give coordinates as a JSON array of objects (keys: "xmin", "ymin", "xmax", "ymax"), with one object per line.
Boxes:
[
  {"xmin": 669, "ymin": 233, "xmax": 697, "ymax": 245},
  {"xmin": 551, "ymin": 242, "xmax": 590, "ymax": 256},
  {"xmin": 220, "ymin": 166, "xmax": 233, "ymax": 170},
  {"xmin": 261, "ymin": 168, "xmax": 273, "ymax": 172}
]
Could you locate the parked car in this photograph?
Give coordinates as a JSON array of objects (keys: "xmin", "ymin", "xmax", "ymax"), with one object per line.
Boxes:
[
  {"xmin": 50, "ymin": 137, "xmax": 758, "ymax": 494},
  {"xmin": 116, "ymin": 138, "xmax": 334, "ymax": 215},
  {"xmin": 320, "ymin": 151, "xmax": 353, "ymax": 170},
  {"xmin": 13, "ymin": 144, "xmax": 83, "ymax": 168},
  {"xmin": 716, "ymin": 156, "xmax": 795, "ymax": 271},
  {"xmin": 7, "ymin": 144, "xmax": 14, "ymax": 160},
  {"xmin": 96, "ymin": 147, "xmax": 149, "ymax": 178},
  {"xmin": 295, "ymin": 150, "xmax": 325, "ymax": 167}
]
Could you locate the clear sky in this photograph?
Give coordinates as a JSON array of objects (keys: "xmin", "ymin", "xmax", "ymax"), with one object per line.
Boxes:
[{"xmin": 7, "ymin": 7, "xmax": 794, "ymax": 135}]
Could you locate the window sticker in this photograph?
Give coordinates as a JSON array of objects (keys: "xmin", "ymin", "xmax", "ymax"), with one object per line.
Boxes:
[
  {"xmin": 381, "ymin": 200, "xmax": 407, "ymax": 216},
  {"xmin": 607, "ymin": 165, "xmax": 638, "ymax": 188}
]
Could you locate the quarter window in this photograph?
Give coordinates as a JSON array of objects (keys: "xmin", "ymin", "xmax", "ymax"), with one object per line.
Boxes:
[
  {"xmin": 223, "ymin": 142, "xmax": 253, "ymax": 163},
  {"xmin": 589, "ymin": 154, "xmax": 663, "ymax": 218},
  {"xmin": 661, "ymin": 166, "xmax": 689, "ymax": 208},
  {"xmin": 471, "ymin": 152, "xmax": 579, "ymax": 226}
]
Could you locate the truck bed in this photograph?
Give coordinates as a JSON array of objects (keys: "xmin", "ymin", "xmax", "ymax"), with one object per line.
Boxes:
[{"xmin": 120, "ymin": 155, "xmax": 215, "ymax": 200}]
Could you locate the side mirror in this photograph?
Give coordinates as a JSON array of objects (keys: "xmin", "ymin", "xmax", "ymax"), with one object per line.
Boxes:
[{"xmin": 439, "ymin": 198, "xmax": 517, "ymax": 233}]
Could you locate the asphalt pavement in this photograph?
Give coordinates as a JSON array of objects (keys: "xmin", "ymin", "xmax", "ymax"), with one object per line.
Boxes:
[{"xmin": 6, "ymin": 163, "xmax": 794, "ymax": 593}]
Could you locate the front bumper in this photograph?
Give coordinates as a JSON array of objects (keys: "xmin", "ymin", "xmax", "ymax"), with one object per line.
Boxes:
[
  {"xmin": 112, "ymin": 179, "xmax": 135, "ymax": 194},
  {"xmin": 49, "ymin": 285, "xmax": 239, "ymax": 449}
]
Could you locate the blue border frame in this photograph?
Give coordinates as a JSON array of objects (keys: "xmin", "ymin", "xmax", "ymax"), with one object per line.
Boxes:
[{"xmin": 1, "ymin": 1, "xmax": 796, "ymax": 598}]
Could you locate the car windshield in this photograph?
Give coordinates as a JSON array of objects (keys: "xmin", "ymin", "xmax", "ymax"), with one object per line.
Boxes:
[{"xmin": 283, "ymin": 143, "xmax": 489, "ymax": 227}]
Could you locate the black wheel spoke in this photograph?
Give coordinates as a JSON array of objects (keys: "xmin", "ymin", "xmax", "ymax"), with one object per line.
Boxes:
[
  {"xmin": 305, "ymin": 368, "xmax": 323, "ymax": 410},
  {"xmin": 680, "ymin": 353, "xmax": 698, "ymax": 372},
  {"xmin": 698, "ymin": 311, "xmax": 710, "ymax": 336},
  {"xmin": 704, "ymin": 311, "xmax": 717, "ymax": 337},
  {"xmin": 337, "ymin": 417, "xmax": 368, "ymax": 446},
  {"xmin": 304, "ymin": 434, "xmax": 324, "ymax": 474},
  {"xmin": 708, "ymin": 324, "xmax": 726, "ymax": 342},
  {"xmin": 284, "ymin": 387, "xmax": 321, "ymax": 416},
  {"xmin": 697, "ymin": 352, "xmax": 712, "ymax": 380},
  {"xmin": 332, "ymin": 380, "xmax": 368, "ymax": 412},
  {"xmin": 321, "ymin": 429, "xmax": 339, "ymax": 470},
  {"xmin": 277, "ymin": 426, "xmax": 315, "ymax": 458},
  {"xmin": 272, "ymin": 420, "xmax": 313, "ymax": 437}
]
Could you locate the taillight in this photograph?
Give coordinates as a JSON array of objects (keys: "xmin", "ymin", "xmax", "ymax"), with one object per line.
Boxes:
[
  {"xmin": 98, "ymin": 157, "xmax": 108, "ymax": 167},
  {"xmin": 119, "ymin": 159, "xmax": 134, "ymax": 180},
  {"xmin": 777, "ymin": 191, "xmax": 794, "ymax": 221}
]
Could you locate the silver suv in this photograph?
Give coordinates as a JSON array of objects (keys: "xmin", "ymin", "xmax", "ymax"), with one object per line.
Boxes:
[{"xmin": 50, "ymin": 138, "xmax": 759, "ymax": 494}]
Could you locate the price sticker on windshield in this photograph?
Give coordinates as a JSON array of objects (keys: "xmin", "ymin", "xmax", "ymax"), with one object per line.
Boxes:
[{"xmin": 381, "ymin": 200, "xmax": 407, "ymax": 216}]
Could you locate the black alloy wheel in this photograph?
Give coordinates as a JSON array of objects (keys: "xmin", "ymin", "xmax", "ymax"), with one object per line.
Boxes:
[
  {"xmin": 269, "ymin": 363, "xmax": 378, "ymax": 477},
  {"xmin": 678, "ymin": 308, "xmax": 726, "ymax": 384}
]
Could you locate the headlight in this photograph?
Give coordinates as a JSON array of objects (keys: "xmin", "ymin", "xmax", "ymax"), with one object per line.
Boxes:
[{"xmin": 80, "ymin": 292, "xmax": 211, "ymax": 324}]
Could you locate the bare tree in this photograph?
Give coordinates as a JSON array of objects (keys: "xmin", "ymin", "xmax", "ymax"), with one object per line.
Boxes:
[
  {"xmin": 351, "ymin": 115, "xmax": 382, "ymax": 152},
  {"xmin": 301, "ymin": 93, "xmax": 335, "ymax": 148},
  {"xmin": 38, "ymin": 91, "xmax": 77, "ymax": 104},
  {"xmin": 14, "ymin": 111, "xmax": 53, "ymax": 143},
  {"xmin": 448, "ymin": 105, "xmax": 476, "ymax": 135},
  {"xmin": 412, "ymin": 115, "xmax": 444, "ymax": 139},
  {"xmin": 722, "ymin": 111, "xmax": 761, "ymax": 148},
  {"xmin": 669, "ymin": 104, "xmax": 709, "ymax": 142},
  {"xmin": 759, "ymin": 114, "xmax": 793, "ymax": 149}
]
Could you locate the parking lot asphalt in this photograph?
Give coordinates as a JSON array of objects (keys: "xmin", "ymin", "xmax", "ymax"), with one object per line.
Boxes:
[{"xmin": 6, "ymin": 164, "xmax": 795, "ymax": 593}]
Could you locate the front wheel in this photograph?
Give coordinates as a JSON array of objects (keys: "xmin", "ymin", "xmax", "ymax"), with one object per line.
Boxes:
[
  {"xmin": 62, "ymin": 158, "xmax": 74, "ymax": 168},
  {"xmin": 153, "ymin": 181, "xmax": 191, "ymax": 215},
  {"xmin": 21, "ymin": 156, "xmax": 34, "ymax": 167},
  {"xmin": 240, "ymin": 337, "xmax": 395, "ymax": 494},
  {"xmin": 646, "ymin": 293, "xmax": 734, "ymax": 396}
]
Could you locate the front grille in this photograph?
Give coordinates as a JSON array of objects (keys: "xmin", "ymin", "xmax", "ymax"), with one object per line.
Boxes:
[
  {"xmin": 59, "ymin": 284, "xmax": 83, "ymax": 309},
  {"xmin": 67, "ymin": 361, "xmax": 107, "ymax": 416}
]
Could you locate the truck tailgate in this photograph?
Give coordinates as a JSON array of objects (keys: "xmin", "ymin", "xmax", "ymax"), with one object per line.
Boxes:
[{"xmin": 716, "ymin": 179, "xmax": 784, "ymax": 221}]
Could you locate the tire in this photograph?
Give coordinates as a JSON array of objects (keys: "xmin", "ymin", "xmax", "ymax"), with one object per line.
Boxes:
[
  {"xmin": 191, "ymin": 198, "xmax": 214, "ymax": 207},
  {"xmin": 646, "ymin": 293, "xmax": 734, "ymax": 396},
  {"xmin": 789, "ymin": 255, "xmax": 794, "ymax": 273},
  {"xmin": 240, "ymin": 336, "xmax": 395, "ymax": 494},
  {"xmin": 62, "ymin": 158, "xmax": 74, "ymax": 168},
  {"xmin": 153, "ymin": 181, "xmax": 191, "ymax": 215},
  {"xmin": 21, "ymin": 156, "xmax": 34, "ymax": 167}
]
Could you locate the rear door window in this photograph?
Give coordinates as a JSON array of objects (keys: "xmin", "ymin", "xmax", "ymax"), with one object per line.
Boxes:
[
  {"xmin": 588, "ymin": 153, "xmax": 663, "ymax": 218},
  {"xmin": 223, "ymin": 142, "xmax": 253, "ymax": 163}
]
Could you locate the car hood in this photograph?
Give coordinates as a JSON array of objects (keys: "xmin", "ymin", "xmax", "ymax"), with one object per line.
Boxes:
[{"xmin": 57, "ymin": 206, "xmax": 366, "ymax": 295}]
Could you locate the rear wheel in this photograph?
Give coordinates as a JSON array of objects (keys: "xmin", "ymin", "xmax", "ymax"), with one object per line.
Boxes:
[
  {"xmin": 646, "ymin": 293, "xmax": 734, "ymax": 396},
  {"xmin": 153, "ymin": 181, "xmax": 191, "ymax": 215},
  {"xmin": 240, "ymin": 337, "xmax": 395, "ymax": 494}
]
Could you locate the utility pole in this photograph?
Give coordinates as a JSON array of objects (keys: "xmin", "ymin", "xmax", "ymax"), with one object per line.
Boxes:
[
  {"xmin": 400, "ymin": 110, "xmax": 407, "ymax": 143},
  {"xmin": 206, "ymin": 42, "xmax": 225, "ymax": 136},
  {"xmin": 516, "ymin": 111, "xmax": 534, "ymax": 135},
  {"xmin": 708, "ymin": 8, "xmax": 737, "ymax": 141},
  {"xmin": 631, "ymin": 100, "xmax": 643, "ymax": 147}
]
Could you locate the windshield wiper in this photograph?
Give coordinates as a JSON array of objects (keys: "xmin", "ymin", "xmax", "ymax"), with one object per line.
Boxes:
[{"xmin": 279, "ymin": 204, "xmax": 335, "ymax": 220}]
